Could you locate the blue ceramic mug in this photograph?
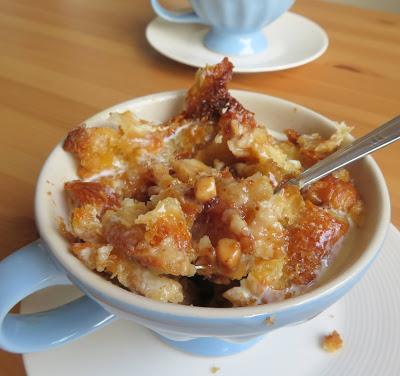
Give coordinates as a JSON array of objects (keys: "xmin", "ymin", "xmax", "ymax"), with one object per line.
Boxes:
[
  {"xmin": 151, "ymin": 0, "xmax": 295, "ymax": 55},
  {"xmin": 0, "ymin": 91, "xmax": 390, "ymax": 356}
]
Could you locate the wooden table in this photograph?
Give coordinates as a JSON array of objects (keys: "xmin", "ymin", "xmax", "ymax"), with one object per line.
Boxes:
[{"xmin": 0, "ymin": 0, "xmax": 399, "ymax": 374}]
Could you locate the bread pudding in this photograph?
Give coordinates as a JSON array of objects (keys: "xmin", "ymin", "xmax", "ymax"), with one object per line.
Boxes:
[{"xmin": 61, "ymin": 58, "xmax": 363, "ymax": 307}]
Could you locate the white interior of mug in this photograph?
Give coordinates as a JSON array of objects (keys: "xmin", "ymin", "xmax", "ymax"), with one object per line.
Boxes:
[{"xmin": 35, "ymin": 90, "xmax": 391, "ymax": 318}]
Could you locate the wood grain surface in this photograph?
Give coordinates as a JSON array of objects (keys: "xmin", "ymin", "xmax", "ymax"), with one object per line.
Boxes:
[{"xmin": 0, "ymin": 0, "xmax": 399, "ymax": 374}]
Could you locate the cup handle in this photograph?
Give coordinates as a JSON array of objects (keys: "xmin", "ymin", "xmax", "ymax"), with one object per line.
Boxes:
[
  {"xmin": 0, "ymin": 240, "xmax": 115, "ymax": 353},
  {"xmin": 150, "ymin": 0, "xmax": 202, "ymax": 23}
]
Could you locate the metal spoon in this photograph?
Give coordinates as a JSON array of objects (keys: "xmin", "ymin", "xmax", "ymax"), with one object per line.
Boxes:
[{"xmin": 277, "ymin": 115, "xmax": 400, "ymax": 192}]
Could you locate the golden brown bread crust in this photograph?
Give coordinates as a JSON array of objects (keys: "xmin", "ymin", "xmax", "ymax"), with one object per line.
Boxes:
[
  {"xmin": 65, "ymin": 180, "xmax": 120, "ymax": 213},
  {"xmin": 183, "ymin": 57, "xmax": 234, "ymax": 121},
  {"xmin": 284, "ymin": 122, "xmax": 352, "ymax": 167},
  {"xmin": 63, "ymin": 126, "xmax": 120, "ymax": 178},
  {"xmin": 71, "ymin": 242, "xmax": 184, "ymax": 303},
  {"xmin": 184, "ymin": 57, "xmax": 256, "ymax": 142},
  {"xmin": 285, "ymin": 200, "xmax": 349, "ymax": 285},
  {"xmin": 302, "ymin": 174, "xmax": 364, "ymax": 224}
]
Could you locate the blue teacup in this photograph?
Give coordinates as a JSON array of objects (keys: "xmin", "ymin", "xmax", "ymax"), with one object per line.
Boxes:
[{"xmin": 151, "ymin": 0, "xmax": 295, "ymax": 55}]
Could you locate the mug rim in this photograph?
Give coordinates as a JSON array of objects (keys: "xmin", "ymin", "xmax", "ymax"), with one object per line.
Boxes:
[{"xmin": 35, "ymin": 90, "xmax": 391, "ymax": 319}]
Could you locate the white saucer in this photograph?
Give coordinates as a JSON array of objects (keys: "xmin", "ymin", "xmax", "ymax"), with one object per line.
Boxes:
[
  {"xmin": 145, "ymin": 13, "xmax": 329, "ymax": 73},
  {"xmin": 22, "ymin": 224, "xmax": 400, "ymax": 375}
]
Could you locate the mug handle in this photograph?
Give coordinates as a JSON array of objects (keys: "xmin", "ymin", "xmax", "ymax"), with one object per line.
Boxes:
[
  {"xmin": 0, "ymin": 240, "xmax": 115, "ymax": 353},
  {"xmin": 150, "ymin": 0, "xmax": 202, "ymax": 23}
]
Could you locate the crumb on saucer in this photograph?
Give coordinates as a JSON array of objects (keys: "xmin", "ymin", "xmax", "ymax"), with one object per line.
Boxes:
[
  {"xmin": 265, "ymin": 317, "xmax": 275, "ymax": 326},
  {"xmin": 322, "ymin": 330, "xmax": 343, "ymax": 352},
  {"xmin": 210, "ymin": 366, "xmax": 220, "ymax": 374}
]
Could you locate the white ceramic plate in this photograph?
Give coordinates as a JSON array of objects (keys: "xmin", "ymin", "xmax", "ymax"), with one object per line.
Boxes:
[
  {"xmin": 22, "ymin": 225, "xmax": 400, "ymax": 375},
  {"xmin": 146, "ymin": 13, "xmax": 329, "ymax": 73}
]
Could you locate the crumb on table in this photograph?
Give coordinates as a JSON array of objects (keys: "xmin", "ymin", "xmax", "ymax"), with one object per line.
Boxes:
[
  {"xmin": 322, "ymin": 330, "xmax": 343, "ymax": 352},
  {"xmin": 210, "ymin": 366, "xmax": 220, "ymax": 374},
  {"xmin": 265, "ymin": 317, "xmax": 275, "ymax": 326}
]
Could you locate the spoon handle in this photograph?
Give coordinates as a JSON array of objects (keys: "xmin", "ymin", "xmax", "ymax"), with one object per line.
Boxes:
[{"xmin": 296, "ymin": 115, "xmax": 400, "ymax": 189}]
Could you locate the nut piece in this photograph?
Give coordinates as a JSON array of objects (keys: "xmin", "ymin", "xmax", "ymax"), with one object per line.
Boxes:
[
  {"xmin": 216, "ymin": 238, "xmax": 241, "ymax": 270},
  {"xmin": 172, "ymin": 159, "xmax": 210, "ymax": 184},
  {"xmin": 195, "ymin": 176, "xmax": 217, "ymax": 202},
  {"xmin": 322, "ymin": 330, "xmax": 343, "ymax": 352}
]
